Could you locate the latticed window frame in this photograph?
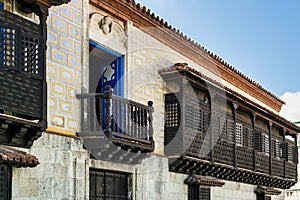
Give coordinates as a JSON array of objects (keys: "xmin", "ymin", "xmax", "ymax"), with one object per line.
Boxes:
[
  {"xmin": 262, "ymin": 134, "xmax": 270, "ymax": 156},
  {"xmin": 274, "ymin": 139, "xmax": 283, "ymax": 158},
  {"xmin": 235, "ymin": 122, "xmax": 243, "ymax": 147},
  {"xmin": 188, "ymin": 184, "xmax": 211, "ymax": 200},
  {"xmin": 226, "ymin": 118, "xmax": 235, "ymax": 144}
]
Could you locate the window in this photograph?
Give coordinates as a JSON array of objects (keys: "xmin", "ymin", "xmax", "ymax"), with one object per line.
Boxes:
[
  {"xmin": 188, "ymin": 185, "xmax": 199, "ymax": 200},
  {"xmin": 262, "ymin": 134, "xmax": 270, "ymax": 155},
  {"xmin": 265, "ymin": 196, "xmax": 271, "ymax": 200},
  {"xmin": 254, "ymin": 131, "xmax": 262, "ymax": 151},
  {"xmin": 188, "ymin": 185, "xmax": 211, "ymax": 200},
  {"xmin": 274, "ymin": 139, "xmax": 282, "ymax": 158},
  {"xmin": 235, "ymin": 122, "xmax": 243, "ymax": 146},
  {"xmin": 89, "ymin": 170, "xmax": 128, "ymax": 200},
  {"xmin": 200, "ymin": 187, "xmax": 211, "ymax": 200},
  {"xmin": 0, "ymin": 164, "xmax": 11, "ymax": 200},
  {"xmin": 226, "ymin": 119, "xmax": 235, "ymax": 143}
]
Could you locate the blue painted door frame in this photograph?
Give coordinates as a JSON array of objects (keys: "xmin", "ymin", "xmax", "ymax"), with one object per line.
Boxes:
[{"xmin": 89, "ymin": 40, "xmax": 124, "ymax": 96}]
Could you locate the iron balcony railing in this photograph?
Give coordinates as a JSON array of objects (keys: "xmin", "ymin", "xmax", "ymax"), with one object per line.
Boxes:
[{"xmin": 77, "ymin": 86, "xmax": 155, "ymax": 152}]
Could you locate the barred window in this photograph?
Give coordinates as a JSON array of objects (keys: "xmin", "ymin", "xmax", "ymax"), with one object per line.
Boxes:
[
  {"xmin": 188, "ymin": 185, "xmax": 211, "ymax": 200},
  {"xmin": 200, "ymin": 187, "xmax": 211, "ymax": 200},
  {"xmin": 262, "ymin": 134, "xmax": 270, "ymax": 155},
  {"xmin": 188, "ymin": 185, "xmax": 199, "ymax": 200},
  {"xmin": 274, "ymin": 139, "xmax": 282, "ymax": 158}
]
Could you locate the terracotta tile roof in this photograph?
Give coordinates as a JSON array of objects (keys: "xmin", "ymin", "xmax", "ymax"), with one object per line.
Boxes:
[
  {"xmin": 0, "ymin": 145, "xmax": 39, "ymax": 167},
  {"xmin": 265, "ymin": 187, "xmax": 282, "ymax": 196},
  {"xmin": 124, "ymin": 0, "xmax": 284, "ymax": 104},
  {"xmin": 158, "ymin": 63, "xmax": 300, "ymax": 133},
  {"xmin": 184, "ymin": 174, "xmax": 225, "ymax": 187},
  {"xmin": 254, "ymin": 185, "xmax": 281, "ymax": 196}
]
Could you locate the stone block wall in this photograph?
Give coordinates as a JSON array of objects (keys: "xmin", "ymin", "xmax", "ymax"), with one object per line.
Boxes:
[{"xmin": 11, "ymin": 133, "xmax": 89, "ymax": 200}]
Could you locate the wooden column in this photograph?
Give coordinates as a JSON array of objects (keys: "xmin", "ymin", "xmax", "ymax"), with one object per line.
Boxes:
[
  {"xmin": 295, "ymin": 135, "xmax": 298, "ymax": 182},
  {"xmin": 251, "ymin": 113, "xmax": 257, "ymax": 171},
  {"xmin": 283, "ymin": 128, "xmax": 286, "ymax": 178},
  {"xmin": 34, "ymin": 4, "xmax": 49, "ymax": 128},
  {"xmin": 147, "ymin": 101, "xmax": 154, "ymax": 141},
  {"xmin": 210, "ymin": 93, "xmax": 217, "ymax": 163},
  {"xmin": 268, "ymin": 121, "xmax": 273, "ymax": 175},
  {"xmin": 104, "ymin": 86, "xmax": 112, "ymax": 139},
  {"xmin": 179, "ymin": 77, "xmax": 186, "ymax": 156},
  {"xmin": 232, "ymin": 103, "xmax": 238, "ymax": 168}
]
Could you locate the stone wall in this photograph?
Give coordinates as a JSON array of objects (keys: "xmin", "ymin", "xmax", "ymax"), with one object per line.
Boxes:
[
  {"xmin": 212, "ymin": 181, "xmax": 256, "ymax": 200},
  {"xmin": 11, "ymin": 132, "xmax": 89, "ymax": 200}
]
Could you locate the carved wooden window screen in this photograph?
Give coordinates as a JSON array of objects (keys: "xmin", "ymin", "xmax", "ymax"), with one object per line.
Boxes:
[
  {"xmin": 226, "ymin": 119, "xmax": 235, "ymax": 143},
  {"xmin": 166, "ymin": 102, "xmax": 180, "ymax": 128},
  {"xmin": 244, "ymin": 126, "xmax": 253, "ymax": 148},
  {"xmin": 274, "ymin": 139, "xmax": 282, "ymax": 158},
  {"xmin": 235, "ymin": 122, "xmax": 243, "ymax": 147},
  {"xmin": 185, "ymin": 94, "xmax": 206, "ymax": 132},
  {"xmin": 262, "ymin": 134, "xmax": 270, "ymax": 155}
]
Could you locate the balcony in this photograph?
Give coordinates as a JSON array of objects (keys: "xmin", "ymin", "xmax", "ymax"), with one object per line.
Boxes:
[
  {"xmin": 0, "ymin": 8, "xmax": 46, "ymax": 148},
  {"xmin": 159, "ymin": 65, "xmax": 299, "ymax": 189},
  {"xmin": 77, "ymin": 86, "xmax": 155, "ymax": 164}
]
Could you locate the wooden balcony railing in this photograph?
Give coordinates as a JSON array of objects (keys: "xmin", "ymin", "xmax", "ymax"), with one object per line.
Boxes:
[
  {"xmin": 0, "ymin": 8, "xmax": 47, "ymax": 148},
  {"xmin": 165, "ymin": 92, "xmax": 298, "ymax": 188},
  {"xmin": 77, "ymin": 86, "xmax": 155, "ymax": 156}
]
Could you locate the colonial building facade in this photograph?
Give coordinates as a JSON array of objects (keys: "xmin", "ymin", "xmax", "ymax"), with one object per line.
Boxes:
[{"xmin": 0, "ymin": 0, "xmax": 298, "ymax": 199}]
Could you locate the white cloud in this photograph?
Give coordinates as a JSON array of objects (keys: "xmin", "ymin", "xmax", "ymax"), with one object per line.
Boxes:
[{"xmin": 280, "ymin": 91, "xmax": 300, "ymax": 122}]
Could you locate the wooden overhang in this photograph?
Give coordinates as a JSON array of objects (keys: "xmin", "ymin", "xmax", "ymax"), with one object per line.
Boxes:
[
  {"xmin": 254, "ymin": 185, "xmax": 282, "ymax": 196},
  {"xmin": 171, "ymin": 155, "xmax": 296, "ymax": 189},
  {"xmin": 184, "ymin": 174, "xmax": 225, "ymax": 187},
  {"xmin": 158, "ymin": 63, "xmax": 300, "ymax": 135},
  {"xmin": 159, "ymin": 63, "xmax": 299, "ymax": 189},
  {"xmin": 0, "ymin": 145, "xmax": 39, "ymax": 167}
]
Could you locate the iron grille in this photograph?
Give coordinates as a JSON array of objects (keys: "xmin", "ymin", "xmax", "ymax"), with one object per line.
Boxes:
[
  {"xmin": 188, "ymin": 185, "xmax": 211, "ymax": 200},
  {"xmin": 90, "ymin": 170, "xmax": 128, "ymax": 200},
  {"xmin": 188, "ymin": 185, "xmax": 199, "ymax": 200},
  {"xmin": 200, "ymin": 187, "xmax": 211, "ymax": 200}
]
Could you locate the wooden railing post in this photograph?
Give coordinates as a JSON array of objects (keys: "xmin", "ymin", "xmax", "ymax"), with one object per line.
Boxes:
[
  {"xmin": 268, "ymin": 121, "xmax": 273, "ymax": 175},
  {"xmin": 283, "ymin": 128, "xmax": 286, "ymax": 178},
  {"xmin": 232, "ymin": 103, "xmax": 238, "ymax": 168},
  {"xmin": 104, "ymin": 86, "xmax": 112, "ymax": 139},
  {"xmin": 251, "ymin": 112, "xmax": 257, "ymax": 171},
  {"xmin": 148, "ymin": 101, "xmax": 154, "ymax": 141}
]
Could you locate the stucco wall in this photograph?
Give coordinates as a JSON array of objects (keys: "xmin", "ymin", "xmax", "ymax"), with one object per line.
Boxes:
[{"xmin": 46, "ymin": 0, "xmax": 82, "ymax": 135}]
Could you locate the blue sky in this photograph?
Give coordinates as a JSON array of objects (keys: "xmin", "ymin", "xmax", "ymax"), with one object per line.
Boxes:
[{"xmin": 137, "ymin": 0, "xmax": 300, "ymax": 98}]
